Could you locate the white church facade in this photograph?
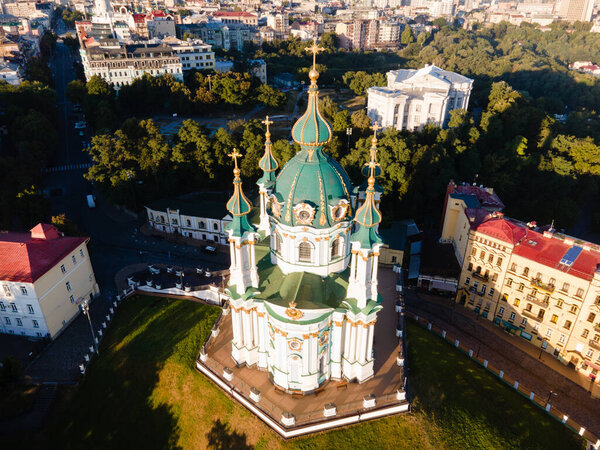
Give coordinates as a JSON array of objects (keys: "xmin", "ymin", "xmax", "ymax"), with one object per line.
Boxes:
[
  {"xmin": 367, "ymin": 64, "xmax": 473, "ymax": 131},
  {"xmin": 223, "ymin": 47, "xmax": 386, "ymax": 394}
]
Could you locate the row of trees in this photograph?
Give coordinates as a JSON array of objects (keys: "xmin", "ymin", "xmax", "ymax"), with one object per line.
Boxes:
[
  {"xmin": 67, "ymin": 72, "xmax": 286, "ymax": 130},
  {"xmin": 0, "ymin": 82, "xmax": 58, "ymax": 229}
]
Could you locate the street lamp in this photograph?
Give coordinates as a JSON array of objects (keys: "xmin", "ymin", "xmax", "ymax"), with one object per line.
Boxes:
[
  {"xmin": 546, "ymin": 390, "xmax": 558, "ymax": 405},
  {"xmin": 346, "ymin": 127, "xmax": 352, "ymax": 154},
  {"xmin": 538, "ymin": 337, "xmax": 546, "ymax": 359},
  {"xmin": 80, "ymin": 298, "xmax": 99, "ymax": 356}
]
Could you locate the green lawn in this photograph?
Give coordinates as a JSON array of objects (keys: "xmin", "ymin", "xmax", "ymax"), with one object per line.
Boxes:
[{"xmin": 48, "ymin": 297, "xmax": 584, "ymax": 449}]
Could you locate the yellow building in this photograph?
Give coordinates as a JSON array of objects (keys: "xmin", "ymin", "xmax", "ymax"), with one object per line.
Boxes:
[
  {"xmin": 0, "ymin": 224, "xmax": 100, "ymax": 339},
  {"xmin": 442, "ymin": 181, "xmax": 600, "ymax": 383}
]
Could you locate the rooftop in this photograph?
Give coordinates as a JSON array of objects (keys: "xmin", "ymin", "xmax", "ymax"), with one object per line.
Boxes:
[
  {"xmin": 379, "ymin": 219, "xmax": 421, "ymax": 251},
  {"xmin": 0, "ymin": 224, "xmax": 87, "ymax": 283}
]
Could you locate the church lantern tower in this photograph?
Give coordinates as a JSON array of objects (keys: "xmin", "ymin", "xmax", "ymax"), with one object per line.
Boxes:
[
  {"xmin": 355, "ymin": 123, "xmax": 384, "ymax": 212},
  {"xmin": 225, "ymin": 149, "xmax": 259, "ymax": 295},
  {"xmin": 342, "ymin": 128, "xmax": 384, "ymax": 382},
  {"xmin": 257, "ymin": 116, "xmax": 279, "ymax": 236}
]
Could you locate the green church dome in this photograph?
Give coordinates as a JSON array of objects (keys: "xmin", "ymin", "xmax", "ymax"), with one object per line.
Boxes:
[{"xmin": 271, "ymin": 52, "xmax": 353, "ymax": 229}]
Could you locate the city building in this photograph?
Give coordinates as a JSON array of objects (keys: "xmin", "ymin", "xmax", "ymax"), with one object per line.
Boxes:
[
  {"xmin": 79, "ymin": 40, "xmax": 183, "ymax": 87},
  {"xmin": 0, "ymin": 59, "xmax": 22, "ymax": 84},
  {"xmin": 559, "ymin": 0, "xmax": 594, "ymax": 22},
  {"xmin": 0, "ymin": 224, "xmax": 99, "ymax": 339},
  {"xmin": 213, "ymin": 10, "xmax": 258, "ymax": 27},
  {"xmin": 266, "ymin": 11, "xmax": 290, "ymax": 38},
  {"xmin": 162, "ymin": 37, "xmax": 215, "ymax": 72},
  {"xmin": 367, "ymin": 65, "xmax": 473, "ymax": 131},
  {"xmin": 225, "ymin": 50, "xmax": 385, "ymax": 393},
  {"xmin": 441, "ymin": 180, "xmax": 600, "ymax": 383},
  {"xmin": 177, "ymin": 22, "xmax": 255, "ymax": 51},
  {"xmin": 145, "ymin": 193, "xmax": 234, "ymax": 245},
  {"xmin": 248, "ymin": 58, "xmax": 267, "ymax": 83}
]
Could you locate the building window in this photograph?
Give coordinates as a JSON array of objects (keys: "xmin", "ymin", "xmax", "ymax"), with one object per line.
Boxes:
[
  {"xmin": 72, "ymin": 255, "xmax": 77, "ymax": 265},
  {"xmin": 523, "ymin": 267, "xmax": 529, "ymax": 277},
  {"xmin": 576, "ymin": 288, "xmax": 584, "ymax": 298},
  {"xmin": 587, "ymin": 349, "xmax": 594, "ymax": 358},
  {"xmin": 562, "ymin": 282, "xmax": 570, "ymax": 293},
  {"xmin": 465, "ymin": 277, "xmax": 470, "ymax": 285},
  {"xmin": 11, "ymin": 303, "xmax": 17, "ymax": 312},
  {"xmin": 488, "ymin": 254, "xmax": 494, "ymax": 263},
  {"xmin": 582, "ymin": 329, "xmax": 589, "ymax": 338},
  {"xmin": 3, "ymin": 284, "xmax": 11, "ymax": 297},
  {"xmin": 549, "ymin": 277, "xmax": 555, "ymax": 286},
  {"xmin": 570, "ymin": 305, "xmax": 578, "ymax": 314},
  {"xmin": 524, "ymin": 303, "xmax": 532, "ymax": 312},
  {"xmin": 298, "ymin": 242, "xmax": 311, "ymax": 262},
  {"xmin": 563, "ymin": 320, "xmax": 572, "ymax": 330},
  {"xmin": 66, "ymin": 282, "xmax": 72, "ymax": 292},
  {"xmin": 33, "ymin": 319, "xmax": 39, "ymax": 328},
  {"xmin": 510, "ymin": 263, "xmax": 517, "ymax": 272},
  {"xmin": 480, "ymin": 285, "xmax": 486, "ymax": 295},
  {"xmin": 517, "ymin": 283, "xmax": 524, "ymax": 292},
  {"xmin": 16, "ymin": 318, "xmax": 22, "ymax": 326},
  {"xmin": 20, "ymin": 286, "xmax": 27, "ymax": 295},
  {"xmin": 213, "ymin": 223, "xmax": 218, "ymax": 230},
  {"xmin": 5, "ymin": 317, "xmax": 10, "ymax": 325},
  {"xmin": 27, "ymin": 304, "xmax": 34, "ymax": 314},
  {"xmin": 471, "ymin": 248, "xmax": 476, "ymax": 256},
  {"xmin": 551, "ymin": 314, "xmax": 558, "ymax": 324},
  {"xmin": 0, "ymin": 302, "xmax": 4, "ymax": 311},
  {"xmin": 545, "ymin": 328, "xmax": 552, "ymax": 338},
  {"xmin": 331, "ymin": 238, "xmax": 341, "ymax": 259},
  {"xmin": 506, "ymin": 278, "xmax": 512, "ymax": 287},
  {"xmin": 514, "ymin": 298, "xmax": 520, "ymax": 307},
  {"xmin": 480, "ymin": 250, "xmax": 485, "ymax": 259},
  {"xmin": 538, "ymin": 309, "xmax": 545, "ymax": 320},
  {"xmin": 559, "ymin": 334, "xmax": 566, "ymax": 344},
  {"xmin": 556, "ymin": 299, "xmax": 564, "ymax": 308},
  {"xmin": 187, "ymin": 219, "xmax": 191, "ymax": 227},
  {"xmin": 468, "ymin": 262, "xmax": 473, "ymax": 271},
  {"xmin": 70, "ymin": 295, "xmax": 75, "ymax": 304},
  {"xmin": 489, "ymin": 288, "xmax": 495, "ymax": 296},
  {"xmin": 509, "ymin": 312, "xmax": 516, "ymax": 320},
  {"xmin": 80, "ymin": 249, "xmax": 84, "ymax": 258},
  {"xmin": 199, "ymin": 221, "xmax": 205, "ymax": 229},
  {"xmin": 588, "ymin": 313, "xmax": 596, "ymax": 323},
  {"xmin": 497, "ymin": 257, "xmax": 503, "ymax": 267},
  {"xmin": 521, "ymin": 318, "xmax": 527, "ymax": 326},
  {"xmin": 61, "ymin": 264, "xmax": 66, "ymax": 274}
]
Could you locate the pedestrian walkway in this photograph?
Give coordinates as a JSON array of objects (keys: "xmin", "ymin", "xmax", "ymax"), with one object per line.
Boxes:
[
  {"xmin": 44, "ymin": 163, "xmax": 91, "ymax": 173},
  {"xmin": 406, "ymin": 290, "xmax": 600, "ymax": 436}
]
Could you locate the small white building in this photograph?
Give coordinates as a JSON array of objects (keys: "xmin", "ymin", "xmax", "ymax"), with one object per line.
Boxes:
[
  {"xmin": 145, "ymin": 193, "xmax": 236, "ymax": 245},
  {"xmin": 0, "ymin": 60, "xmax": 22, "ymax": 85},
  {"xmin": 248, "ymin": 58, "xmax": 267, "ymax": 83},
  {"xmin": 367, "ymin": 65, "xmax": 473, "ymax": 131}
]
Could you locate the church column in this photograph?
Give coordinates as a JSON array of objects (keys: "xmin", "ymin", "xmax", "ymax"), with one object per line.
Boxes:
[
  {"xmin": 232, "ymin": 308, "xmax": 242, "ymax": 346},
  {"xmin": 330, "ymin": 320, "xmax": 343, "ymax": 378},
  {"xmin": 243, "ymin": 310, "xmax": 252, "ymax": 348},
  {"xmin": 370, "ymin": 253, "xmax": 379, "ymax": 300},
  {"xmin": 343, "ymin": 319, "xmax": 352, "ymax": 359},
  {"xmin": 366, "ymin": 321, "xmax": 375, "ymax": 361},
  {"xmin": 252, "ymin": 309, "xmax": 259, "ymax": 348},
  {"xmin": 350, "ymin": 252, "xmax": 358, "ymax": 282},
  {"xmin": 229, "ymin": 240, "xmax": 236, "ymax": 269},
  {"xmin": 349, "ymin": 322, "xmax": 357, "ymax": 362},
  {"xmin": 357, "ymin": 324, "xmax": 366, "ymax": 364},
  {"xmin": 302, "ymin": 333, "xmax": 310, "ymax": 375},
  {"xmin": 312, "ymin": 332, "xmax": 318, "ymax": 374}
]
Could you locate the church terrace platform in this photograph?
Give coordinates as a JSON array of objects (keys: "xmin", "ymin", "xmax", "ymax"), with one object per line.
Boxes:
[{"xmin": 196, "ymin": 268, "xmax": 409, "ymax": 437}]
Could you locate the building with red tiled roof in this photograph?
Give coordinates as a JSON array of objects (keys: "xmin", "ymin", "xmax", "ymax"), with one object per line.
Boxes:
[
  {"xmin": 441, "ymin": 180, "xmax": 600, "ymax": 382},
  {"xmin": 0, "ymin": 224, "xmax": 99, "ymax": 339}
]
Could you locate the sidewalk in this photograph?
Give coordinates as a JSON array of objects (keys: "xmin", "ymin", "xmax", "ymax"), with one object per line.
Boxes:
[{"xmin": 406, "ymin": 290, "xmax": 600, "ymax": 436}]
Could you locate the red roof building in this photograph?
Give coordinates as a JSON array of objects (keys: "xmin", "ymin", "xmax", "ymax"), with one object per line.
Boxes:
[{"xmin": 0, "ymin": 224, "xmax": 87, "ymax": 283}]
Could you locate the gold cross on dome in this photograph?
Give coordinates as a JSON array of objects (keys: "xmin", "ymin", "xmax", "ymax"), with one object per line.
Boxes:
[
  {"xmin": 228, "ymin": 148, "xmax": 242, "ymax": 169},
  {"xmin": 262, "ymin": 115, "xmax": 273, "ymax": 132},
  {"xmin": 370, "ymin": 121, "xmax": 381, "ymax": 136},
  {"xmin": 306, "ymin": 41, "xmax": 324, "ymax": 68}
]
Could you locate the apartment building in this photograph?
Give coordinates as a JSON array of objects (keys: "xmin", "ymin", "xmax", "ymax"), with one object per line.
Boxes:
[
  {"xmin": 162, "ymin": 37, "xmax": 215, "ymax": 72},
  {"xmin": 212, "ymin": 11, "xmax": 258, "ymax": 27},
  {"xmin": 80, "ymin": 41, "xmax": 183, "ymax": 87},
  {"xmin": 441, "ymin": 181, "xmax": 600, "ymax": 382},
  {"xmin": 0, "ymin": 224, "xmax": 99, "ymax": 339}
]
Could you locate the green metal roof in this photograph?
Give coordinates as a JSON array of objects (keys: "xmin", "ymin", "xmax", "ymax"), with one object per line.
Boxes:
[
  {"xmin": 291, "ymin": 85, "xmax": 331, "ymax": 148},
  {"xmin": 225, "ymin": 158, "xmax": 255, "ymax": 237},
  {"xmin": 272, "ymin": 148, "xmax": 354, "ymax": 228}
]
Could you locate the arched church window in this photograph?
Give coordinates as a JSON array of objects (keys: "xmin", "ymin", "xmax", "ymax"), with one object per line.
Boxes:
[
  {"xmin": 274, "ymin": 233, "xmax": 282, "ymax": 253},
  {"xmin": 298, "ymin": 242, "xmax": 311, "ymax": 262},
  {"xmin": 331, "ymin": 238, "xmax": 341, "ymax": 259},
  {"xmin": 213, "ymin": 223, "xmax": 218, "ymax": 230},
  {"xmin": 199, "ymin": 221, "xmax": 205, "ymax": 229}
]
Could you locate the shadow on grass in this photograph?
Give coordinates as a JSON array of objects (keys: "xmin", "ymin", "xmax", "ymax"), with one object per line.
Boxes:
[
  {"xmin": 206, "ymin": 419, "xmax": 251, "ymax": 450},
  {"xmin": 54, "ymin": 296, "xmax": 220, "ymax": 449}
]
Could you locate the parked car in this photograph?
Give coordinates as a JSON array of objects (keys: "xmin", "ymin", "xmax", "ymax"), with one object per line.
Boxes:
[
  {"xmin": 86, "ymin": 194, "xmax": 96, "ymax": 208},
  {"xmin": 74, "ymin": 121, "xmax": 86, "ymax": 129}
]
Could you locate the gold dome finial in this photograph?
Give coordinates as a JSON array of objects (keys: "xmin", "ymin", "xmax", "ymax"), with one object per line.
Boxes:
[
  {"xmin": 306, "ymin": 41, "xmax": 324, "ymax": 87},
  {"xmin": 262, "ymin": 115, "xmax": 273, "ymax": 140},
  {"xmin": 367, "ymin": 122, "xmax": 380, "ymax": 185},
  {"xmin": 228, "ymin": 148, "xmax": 242, "ymax": 177}
]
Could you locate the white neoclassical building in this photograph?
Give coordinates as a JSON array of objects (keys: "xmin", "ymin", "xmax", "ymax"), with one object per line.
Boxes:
[
  {"xmin": 223, "ymin": 48, "xmax": 385, "ymax": 394},
  {"xmin": 367, "ymin": 64, "xmax": 473, "ymax": 131}
]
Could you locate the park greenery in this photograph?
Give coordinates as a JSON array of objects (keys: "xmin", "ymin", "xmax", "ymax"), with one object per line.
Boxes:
[
  {"xmin": 0, "ymin": 81, "xmax": 57, "ymax": 229},
  {"xmin": 35, "ymin": 296, "xmax": 583, "ymax": 449}
]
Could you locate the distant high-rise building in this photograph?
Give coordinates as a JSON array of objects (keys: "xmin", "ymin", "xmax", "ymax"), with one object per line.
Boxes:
[{"xmin": 559, "ymin": 0, "xmax": 594, "ymax": 22}]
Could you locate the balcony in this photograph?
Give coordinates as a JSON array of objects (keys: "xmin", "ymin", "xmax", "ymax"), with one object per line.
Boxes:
[
  {"xmin": 472, "ymin": 272, "xmax": 489, "ymax": 282},
  {"xmin": 526, "ymin": 294, "xmax": 549, "ymax": 308},
  {"xmin": 522, "ymin": 310, "xmax": 544, "ymax": 322},
  {"xmin": 530, "ymin": 278, "xmax": 555, "ymax": 293},
  {"xmin": 590, "ymin": 340, "xmax": 600, "ymax": 351}
]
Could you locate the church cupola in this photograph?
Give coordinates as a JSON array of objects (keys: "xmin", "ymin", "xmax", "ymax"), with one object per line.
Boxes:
[
  {"xmin": 225, "ymin": 149, "xmax": 259, "ymax": 294},
  {"xmin": 346, "ymin": 130, "xmax": 384, "ymax": 308},
  {"xmin": 257, "ymin": 116, "xmax": 279, "ymax": 236}
]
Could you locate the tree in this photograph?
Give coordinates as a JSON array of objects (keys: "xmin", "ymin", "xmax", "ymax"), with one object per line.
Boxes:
[
  {"xmin": 66, "ymin": 80, "xmax": 86, "ymax": 105},
  {"xmin": 401, "ymin": 26, "xmax": 415, "ymax": 45},
  {"xmin": 51, "ymin": 213, "xmax": 80, "ymax": 236},
  {"xmin": 24, "ymin": 57, "xmax": 53, "ymax": 86},
  {"xmin": 351, "ymin": 110, "xmax": 371, "ymax": 132},
  {"xmin": 256, "ymin": 84, "xmax": 286, "ymax": 108}
]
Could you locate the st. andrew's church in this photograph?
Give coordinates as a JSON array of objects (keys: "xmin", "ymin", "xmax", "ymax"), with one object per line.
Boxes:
[{"xmin": 224, "ymin": 45, "xmax": 385, "ymax": 394}]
